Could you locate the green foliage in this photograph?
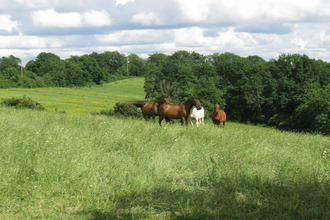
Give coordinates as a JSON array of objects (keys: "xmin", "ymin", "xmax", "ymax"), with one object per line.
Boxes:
[
  {"xmin": 128, "ymin": 53, "xmax": 147, "ymax": 76},
  {"xmin": 114, "ymin": 102, "xmax": 141, "ymax": 118},
  {"xmin": 0, "ymin": 55, "xmax": 21, "ymax": 72},
  {"xmin": 295, "ymin": 82, "xmax": 330, "ymax": 134},
  {"xmin": 1, "ymin": 96, "xmax": 45, "ymax": 110},
  {"xmin": 96, "ymin": 103, "xmax": 141, "ymax": 118}
]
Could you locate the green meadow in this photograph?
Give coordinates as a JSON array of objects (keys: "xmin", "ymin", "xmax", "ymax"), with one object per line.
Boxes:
[
  {"xmin": 0, "ymin": 78, "xmax": 329, "ymax": 219},
  {"xmin": 0, "ymin": 77, "xmax": 145, "ymax": 113}
]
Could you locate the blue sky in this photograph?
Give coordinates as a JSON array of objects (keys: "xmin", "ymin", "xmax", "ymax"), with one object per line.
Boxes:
[{"xmin": 1, "ymin": 0, "xmax": 330, "ymax": 65}]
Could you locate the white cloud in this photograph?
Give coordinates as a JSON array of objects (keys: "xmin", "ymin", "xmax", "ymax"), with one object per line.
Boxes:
[
  {"xmin": 130, "ymin": 12, "xmax": 163, "ymax": 26},
  {"xmin": 32, "ymin": 9, "xmax": 81, "ymax": 28},
  {"xmin": 14, "ymin": 0, "xmax": 68, "ymax": 10},
  {"xmin": 0, "ymin": 35, "xmax": 65, "ymax": 49},
  {"xmin": 32, "ymin": 8, "xmax": 112, "ymax": 28},
  {"xmin": 0, "ymin": 0, "xmax": 329, "ymax": 64},
  {"xmin": 0, "ymin": 15, "xmax": 20, "ymax": 33},
  {"xmin": 174, "ymin": 27, "xmax": 211, "ymax": 46},
  {"xmin": 0, "ymin": 0, "xmax": 9, "ymax": 10},
  {"xmin": 83, "ymin": 10, "xmax": 112, "ymax": 26},
  {"xmin": 175, "ymin": 0, "xmax": 213, "ymax": 22},
  {"xmin": 97, "ymin": 29, "xmax": 173, "ymax": 44},
  {"xmin": 116, "ymin": 0, "xmax": 135, "ymax": 6},
  {"xmin": 175, "ymin": 0, "xmax": 325, "ymax": 24}
]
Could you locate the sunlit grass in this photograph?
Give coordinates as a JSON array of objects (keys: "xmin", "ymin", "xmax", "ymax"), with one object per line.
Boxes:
[
  {"xmin": 0, "ymin": 77, "xmax": 145, "ymax": 113},
  {"xmin": 0, "ymin": 107, "xmax": 329, "ymax": 219}
]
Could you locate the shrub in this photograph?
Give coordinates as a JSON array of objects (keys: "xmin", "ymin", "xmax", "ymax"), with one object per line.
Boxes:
[
  {"xmin": 114, "ymin": 102, "xmax": 141, "ymax": 118},
  {"xmin": 1, "ymin": 96, "xmax": 45, "ymax": 110},
  {"xmin": 95, "ymin": 102, "xmax": 141, "ymax": 118}
]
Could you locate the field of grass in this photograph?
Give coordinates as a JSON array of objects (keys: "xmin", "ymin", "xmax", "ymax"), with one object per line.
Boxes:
[
  {"xmin": 0, "ymin": 77, "xmax": 145, "ymax": 113},
  {"xmin": 0, "ymin": 78, "xmax": 329, "ymax": 219},
  {"xmin": 0, "ymin": 105, "xmax": 329, "ymax": 219}
]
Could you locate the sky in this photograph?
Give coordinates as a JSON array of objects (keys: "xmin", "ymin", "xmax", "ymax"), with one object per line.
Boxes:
[{"xmin": 1, "ymin": 0, "xmax": 330, "ymax": 65}]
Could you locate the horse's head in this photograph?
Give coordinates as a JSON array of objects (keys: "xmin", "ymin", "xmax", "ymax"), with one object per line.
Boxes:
[
  {"xmin": 192, "ymin": 97, "xmax": 202, "ymax": 110},
  {"xmin": 158, "ymin": 97, "xmax": 170, "ymax": 105},
  {"xmin": 214, "ymin": 103, "xmax": 220, "ymax": 110}
]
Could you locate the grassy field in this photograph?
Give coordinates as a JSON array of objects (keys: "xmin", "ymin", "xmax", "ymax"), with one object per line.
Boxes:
[
  {"xmin": 0, "ymin": 106, "xmax": 329, "ymax": 219},
  {"xmin": 0, "ymin": 78, "xmax": 329, "ymax": 219},
  {"xmin": 0, "ymin": 77, "xmax": 145, "ymax": 113}
]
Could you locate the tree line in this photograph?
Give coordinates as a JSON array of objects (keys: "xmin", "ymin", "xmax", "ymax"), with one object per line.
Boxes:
[
  {"xmin": 0, "ymin": 52, "xmax": 146, "ymax": 88},
  {"xmin": 0, "ymin": 51, "xmax": 329, "ymax": 134}
]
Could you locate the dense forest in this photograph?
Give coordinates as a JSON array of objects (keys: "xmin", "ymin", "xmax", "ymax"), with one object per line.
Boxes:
[{"xmin": 0, "ymin": 51, "xmax": 329, "ymax": 134}]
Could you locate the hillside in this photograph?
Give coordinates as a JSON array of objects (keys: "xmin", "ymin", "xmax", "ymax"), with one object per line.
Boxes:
[
  {"xmin": 0, "ymin": 105, "xmax": 329, "ymax": 219},
  {"xmin": 0, "ymin": 77, "xmax": 145, "ymax": 113},
  {"xmin": 0, "ymin": 76, "xmax": 329, "ymax": 219}
]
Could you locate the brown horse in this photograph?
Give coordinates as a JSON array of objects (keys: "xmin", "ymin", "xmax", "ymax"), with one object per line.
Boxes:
[
  {"xmin": 211, "ymin": 103, "xmax": 226, "ymax": 128},
  {"xmin": 159, "ymin": 97, "xmax": 202, "ymax": 126},
  {"xmin": 129, "ymin": 97, "xmax": 170, "ymax": 120}
]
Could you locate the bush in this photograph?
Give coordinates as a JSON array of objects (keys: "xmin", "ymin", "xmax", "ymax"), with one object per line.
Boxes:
[
  {"xmin": 114, "ymin": 102, "xmax": 141, "ymax": 118},
  {"xmin": 95, "ymin": 102, "xmax": 141, "ymax": 118},
  {"xmin": 1, "ymin": 96, "xmax": 45, "ymax": 110}
]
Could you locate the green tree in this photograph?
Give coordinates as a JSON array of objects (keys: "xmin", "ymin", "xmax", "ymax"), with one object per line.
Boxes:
[
  {"xmin": 144, "ymin": 64, "xmax": 164, "ymax": 99},
  {"xmin": 68, "ymin": 55, "xmax": 106, "ymax": 85},
  {"xmin": 90, "ymin": 51, "xmax": 126, "ymax": 78},
  {"xmin": 0, "ymin": 67, "xmax": 21, "ymax": 87},
  {"xmin": 147, "ymin": 53, "xmax": 168, "ymax": 67},
  {"xmin": 241, "ymin": 58, "xmax": 268, "ymax": 123},
  {"xmin": 128, "ymin": 54, "xmax": 147, "ymax": 77},
  {"xmin": 25, "ymin": 60, "xmax": 38, "ymax": 74},
  {"xmin": 211, "ymin": 52, "xmax": 252, "ymax": 120},
  {"xmin": 295, "ymin": 81, "xmax": 330, "ymax": 134},
  {"xmin": 64, "ymin": 60, "xmax": 88, "ymax": 87},
  {"xmin": 0, "ymin": 55, "xmax": 21, "ymax": 73},
  {"xmin": 20, "ymin": 71, "xmax": 45, "ymax": 88},
  {"xmin": 33, "ymin": 53, "xmax": 65, "ymax": 77}
]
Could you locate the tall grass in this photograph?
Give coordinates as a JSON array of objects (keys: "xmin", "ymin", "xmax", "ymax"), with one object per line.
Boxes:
[
  {"xmin": 0, "ymin": 106, "xmax": 329, "ymax": 219},
  {"xmin": 0, "ymin": 77, "xmax": 145, "ymax": 113}
]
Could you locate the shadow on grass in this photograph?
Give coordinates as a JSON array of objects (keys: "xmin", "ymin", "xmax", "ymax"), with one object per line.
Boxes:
[{"xmin": 79, "ymin": 175, "xmax": 329, "ymax": 219}]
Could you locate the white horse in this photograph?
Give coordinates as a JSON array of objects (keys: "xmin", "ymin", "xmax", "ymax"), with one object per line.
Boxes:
[{"xmin": 190, "ymin": 106, "xmax": 204, "ymax": 127}]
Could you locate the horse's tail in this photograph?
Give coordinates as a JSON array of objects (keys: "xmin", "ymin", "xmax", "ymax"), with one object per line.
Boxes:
[{"xmin": 127, "ymin": 102, "xmax": 144, "ymax": 108}]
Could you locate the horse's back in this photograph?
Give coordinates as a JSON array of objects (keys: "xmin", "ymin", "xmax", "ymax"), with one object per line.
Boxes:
[
  {"xmin": 159, "ymin": 103, "xmax": 182, "ymax": 119},
  {"xmin": 142, "ymin": 102, "xmax": 153, "ymax": 114}
]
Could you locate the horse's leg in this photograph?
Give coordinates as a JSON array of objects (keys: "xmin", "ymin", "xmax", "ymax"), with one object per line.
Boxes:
[
  {"xmin": 185, "ymin": 117, "xmax": 190, "ymax": 126},
  {"xmin": 181, "ymin": 117, "xmax": 185, "ymax": 126},
  {"xmin": 196, "ymin": 118, "xmax": 199, "ymax": 127},
  {"xmin": 159, "ymin": 115, "xmax": 164, "ymax": 126},
  {"xmin": 190, "ymin": 117, "xmax": 194, "ymax": 126},
  {"xmin": 165, "ymin": 116, "xmax": 170, "ymax": 124},
  {"xmin": 223, "ymin": 121, "xmax": 226, "ymax": 128}
]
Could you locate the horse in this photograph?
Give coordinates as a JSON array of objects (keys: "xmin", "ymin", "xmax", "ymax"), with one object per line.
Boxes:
[
  {"xmin": 129, "ymin": 97, "xmax": 170, "ymax": 121},
  {"xmin": 211, "ymin": 103, "xmax": 226, "ymax": 128},
  {"xmin": 159, "ymin": 97, "xmax": 202, "ymax": 126},
  {"xmin": 189, "ymin": 106, "xmax": 204, "ymax": 127}
]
